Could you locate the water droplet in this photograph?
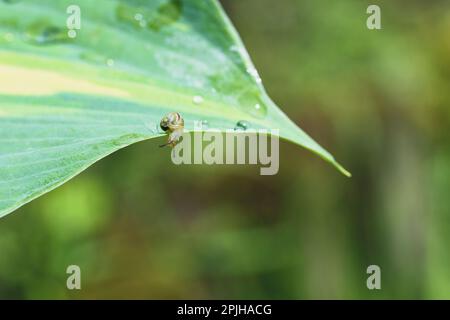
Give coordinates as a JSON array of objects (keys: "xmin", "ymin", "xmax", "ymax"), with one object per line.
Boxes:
[
  {"xmin": 192, "ymin": 95, "xmax": 204, "ymax": 105},
  {"xmin": 67, "ymin": 29, "xmax": 77, "ymax": 38},
  {"xmin": 106, "ymin": 59, "xmax": 115, "ymax": 67},
  {"xmin": 237, "ymin": 90, "xmax": 267, "ymax": 118},
  {"xmin": 247, "ymin": 67, "xmax": 262, "ymax": 84},
  {"xmin": 234, "ymin": 120, "xmax": 249, "ymax": 131},
  {"xmin": 116, "ymin": 5, "xmax": 147, "ymax": 29}
]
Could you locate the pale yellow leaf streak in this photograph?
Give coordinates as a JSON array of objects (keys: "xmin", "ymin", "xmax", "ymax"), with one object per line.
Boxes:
[{"xmin": 0, "ymin": 64, "xmax": 129, "ymax": 98}]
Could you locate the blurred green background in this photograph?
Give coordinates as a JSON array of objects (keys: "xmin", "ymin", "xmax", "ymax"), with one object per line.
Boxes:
[{"xmin": 1, "ymin": 0, "xmax": 450, "ymax": 299}]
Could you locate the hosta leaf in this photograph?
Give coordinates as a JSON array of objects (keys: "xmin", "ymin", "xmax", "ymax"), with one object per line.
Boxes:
[{"xmin": 0, "ymin": 0, "xmax": 350, "ymax": 218}]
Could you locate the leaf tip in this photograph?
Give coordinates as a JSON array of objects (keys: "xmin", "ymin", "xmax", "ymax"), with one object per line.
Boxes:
[{"xmin": 335, "ymin": 163, "xmax": 352, "ymax": 178}]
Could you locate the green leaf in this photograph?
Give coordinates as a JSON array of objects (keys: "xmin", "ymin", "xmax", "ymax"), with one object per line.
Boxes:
[{"xmin": 0, "ymin": 0, "xmax": 350, "ymax": 218}]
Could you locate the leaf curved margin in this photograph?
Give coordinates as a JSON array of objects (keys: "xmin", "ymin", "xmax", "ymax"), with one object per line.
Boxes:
[{"xmin": 0, "ymin": 0, "xmax": 350, "ymax": 218}]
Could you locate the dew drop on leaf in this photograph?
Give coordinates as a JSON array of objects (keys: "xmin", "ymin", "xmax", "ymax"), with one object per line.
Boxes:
[
  {"xmin": 246, "ymin": 67, "xmax": 262, "ymax": 84},
  {"xmin": 234, "ymin": 120, "xmax": 249, "ymax": 131},
  {"xmin": 106, "ymin": 59, "xmax": 115, "ymax": 67},
  {"xmin": 192, "ymin": 95, "xmax": 204, "ymax": 105},
  {"xmin": 67, "ymin": 29, "xmax": 77, "ymax": 39},
  {"xmin": 237, "ymin": 90, "xmax": 267, "ymax": 118}
]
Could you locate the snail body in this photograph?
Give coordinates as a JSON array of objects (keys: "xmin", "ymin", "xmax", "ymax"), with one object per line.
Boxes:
[{"xmin": 159, "ymin": 112, "xmax": 184, "ymax": 147}]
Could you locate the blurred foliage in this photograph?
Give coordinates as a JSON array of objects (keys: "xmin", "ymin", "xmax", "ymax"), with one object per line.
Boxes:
[{"xmin": 1, "ymin": 0, "xmax": 450, "ymax": 299}]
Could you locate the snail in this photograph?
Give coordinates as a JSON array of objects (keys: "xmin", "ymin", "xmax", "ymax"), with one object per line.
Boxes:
[{"xmin": 159, "ymin": 112, "xmax": 184, "ymax": 147}]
